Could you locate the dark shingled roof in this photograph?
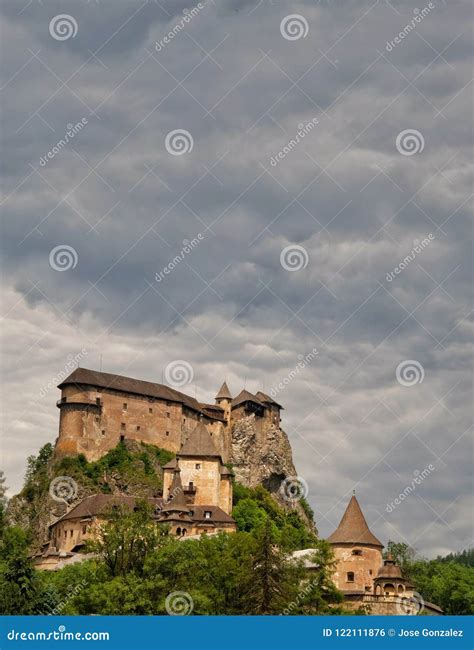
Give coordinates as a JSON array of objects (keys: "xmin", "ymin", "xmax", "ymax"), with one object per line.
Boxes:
[
  {"xmin": 162, "ymin": 468, "xmax": 190, "ymax": 514},
  {"xmin": 189, "ymin": 505, "xmax": 235, "ymax": 524},
  {"xmin": 215, "ymin": 381, "xmax": 232, "ymax": 400},
  {"xmin": 58, "ymin": 367, "xmax": 204, "ymax": 414},
  {"xmin": 231, "ymin": 389, "xmax": 264, "ymax": 409},
  {"xmin": 376, "ymin": 554, "xmax": 405, "ymax": 580},
  {"xmin": 179, "ymin": 421, "xmax": 222, "ymax": 459},
  {"xmin": 327, "ymin": 495, "xmax": 383, "ymax": 548},
  {"xmin": 255, "ymin": 391, "xmax": 283, "ymax": 409},
  {"xmin": 52, "ymin": 494, "xmax": 164, "ymax": 525},
  {"xmin": 162, "ymin": 458, "xmax": 178, "ymax": 470}
]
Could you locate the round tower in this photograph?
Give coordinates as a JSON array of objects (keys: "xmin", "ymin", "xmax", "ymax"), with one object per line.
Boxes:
[
  {"xmin": 327, "ymin": 493, "xmax": 383, "ymax": 594},
  {"xmin": 214, "ymin": 381, "xmax": 232, "ymax": 424}
]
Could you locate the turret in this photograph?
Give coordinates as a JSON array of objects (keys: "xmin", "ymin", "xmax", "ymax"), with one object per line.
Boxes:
[{"xmin": 215, "ymin": 381, "xmax": 232, "ymax": 424}]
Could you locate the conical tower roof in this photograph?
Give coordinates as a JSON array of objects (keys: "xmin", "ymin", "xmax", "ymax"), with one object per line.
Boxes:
[
  {"xmin": 327, "ymin": 494, "xmax": 383, "ymax": 548},
  {"xmin": 179, "ymin": 421, "xmax": 221, "ymax": 460},
  {"xmin": 215, "ymin": 381, "xmax": 232, "ymax": 400},
  {"xmin": 162, "ymin": 467, "xmax": 190, "ymax": 514}
]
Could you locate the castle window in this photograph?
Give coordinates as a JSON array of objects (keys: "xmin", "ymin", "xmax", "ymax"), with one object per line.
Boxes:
[
  {"xmin": 101, "ymin": 430, "xmax": 106, "ymax": 436},
  {"xmin": 204, "ymin": 511, "xmax": 212, "ymax": 519},
  {"xmin": 352, "ymin": 549, "xmax": 362, "ymax": 556},
  {"xmin": 70, "ymin": 530, "xmax": 73, "ymax": 538},
  {"xmin": 176, "ymin": 527, "xmax": 181, "ymax": 536},
  {"xmin": 166, "ymin": 431, "xmax": 169, "ymax": 436},
  {"xmin": 195, "ymin": 463, "xmax": 201, "ymax": 470},
  {"xmin": 346, "ymin": 572, "xmax": 355, "ymax": 582},
  {"xmin": 136, "ymin": 425, "xmax": 140, "ymax": 431},
  {"xmin": 97, "ymin": 388, "xmax": 102, "ymax": 393},
  {"xmin": 121, "ymin": 423, "xmax": 126, "ymax": 430},
  {"xmin": 166, "ymin": 412, "xmax": 170, "ymax": 418},
  {"xmin": 369, "ymin": 570, "xmax": 372, "ymax": 575},
  {"xmin": 149, "ymin": 408, "xmax": 153, "ymax": 414},
  {"xmin": 64, "ymin": 531, "xmax": 67, "ymax": 538},
  {"xmin": 120, "ymin": 435, "xmax": 125, "ymax": 442},
  {"xmin": 82, "ymin": 525, "xmax": 87, "ymax": 534},
  {"xmin": 182, "ymin": 529, "xmax": 187, "ymax": 536},
  {"xmin": 96, "ymin": 398, "xmax": 101, "ymax": 405},
  {"xmin": 95, "ymin": 416, "xmax": 100, "ymax": 422},
  {"xmin": 123, "ymin": 403, "xmax": 127, "ymax": 410}
]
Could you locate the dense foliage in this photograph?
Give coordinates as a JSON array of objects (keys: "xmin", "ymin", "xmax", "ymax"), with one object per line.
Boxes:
[{"xmin": 387, "ymin": 541, "xmax": 474, "ymax": 615}]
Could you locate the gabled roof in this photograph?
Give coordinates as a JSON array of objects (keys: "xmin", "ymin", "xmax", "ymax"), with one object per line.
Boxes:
[
  {"xmin": 178, "ymin": 421, "xmax": 222, "ymax": 460},
  {"xmin": 215, "ymin": 381, "xmax": 232, "ymax": 400},
  {"xmin": 231, "ymin": 389, "xmax": 264, "ymax": 409},
  {"xmin": 51, "ymin": 494, "xmax": 163, "ymax": 525},
  {"xmin": 58, "ymin": 367, "xmax": 203, "ymax": 414},
  {"xmin": 327, "ymin": 495, "xmax": 383, "ymax": 548},
  {"xmin": 255, "ymin": 391, "xmax": 283, "ymax": 409}
]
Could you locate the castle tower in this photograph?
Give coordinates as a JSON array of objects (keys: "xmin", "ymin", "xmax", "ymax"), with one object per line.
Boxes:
[
  {"xmin": 159, "ymin": 467, "xmax": 193, "ymax": 536},
  {"xmin": 373, "ymin": 553, "xmax": 413, "ymax": 597},
  {"xmin": 327, "ymin": 493, "xmax": 383, "ymax": 594},
  {"xmin": 177, "ymin": 420, "xmax": 233, "ymax": 514},
  {"xmin": 215, "ymin": 381, "xmax": 232, "ymax": 425}
]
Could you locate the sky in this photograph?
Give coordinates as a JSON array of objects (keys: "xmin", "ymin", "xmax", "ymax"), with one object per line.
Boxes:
[{"xmin": 0, "ymin": 0, "xmax": 472, "ymax": 558}]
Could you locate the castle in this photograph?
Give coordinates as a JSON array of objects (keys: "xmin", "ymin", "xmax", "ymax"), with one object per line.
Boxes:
[
  {"xmin": 55, "ymin": 367, "xmax": 282, "ymax": 464},
  {"xmin": 35, "ymin": 366, "xmax": 442, "ymax": 614}
]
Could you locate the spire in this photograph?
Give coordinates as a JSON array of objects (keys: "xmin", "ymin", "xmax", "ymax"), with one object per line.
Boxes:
[
  {"xmin": 327, "ymin": 494, "xmax": 383, "ymax": 547},
  {"xmin": 179, "ymin": 421, "xmax": 221, "ymax": 460},
  {"xmin": 162, "ymin": 467, "xmax": 189, "ymax": 513},
  {"xmin": 215, "ymin": 381, "xmax": 232, "ymax": 400}
]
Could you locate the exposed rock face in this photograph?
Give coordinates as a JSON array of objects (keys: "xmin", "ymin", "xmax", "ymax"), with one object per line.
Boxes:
[{"xmin": 230, "ymin": 415, "xmax": 316, "ymax": 531}]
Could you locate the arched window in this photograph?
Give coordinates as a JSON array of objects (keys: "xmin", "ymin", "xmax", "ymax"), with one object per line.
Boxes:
[
  {"xmin": 182, "ymin": 529, "xmax": 187, "ymax": 536},
  {"xmin": 346, "ymin": 572, "xmax": 355, "ymax": 582},
  {"xmin": 176, "ymin": 527, "xmax": 181, "ymax": 536},
  {"xmin": 398, "ymin": 584, "xmax": 405, "ymax": 593},
  {"xmin": 384, "ymin": 583, "xmax": 395, "ymax": 595}
]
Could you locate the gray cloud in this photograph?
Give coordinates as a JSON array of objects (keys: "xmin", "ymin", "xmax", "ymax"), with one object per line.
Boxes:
[{"xmin": 0, "ymin": 0, "xmax": 472, "ymax": 557}]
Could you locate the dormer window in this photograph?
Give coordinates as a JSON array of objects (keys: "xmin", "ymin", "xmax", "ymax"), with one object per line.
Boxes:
[{"xmin": 204, "ymin": 511, "xmax": 211, "ymax": 519}]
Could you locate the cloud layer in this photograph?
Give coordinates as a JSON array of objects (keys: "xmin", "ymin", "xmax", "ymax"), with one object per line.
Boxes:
[{"xmin": 1, "ymin": 0, "xmax": 472, "ymax": 557}]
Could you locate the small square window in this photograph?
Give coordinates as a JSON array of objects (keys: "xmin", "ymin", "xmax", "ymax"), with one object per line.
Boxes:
[
  {"xmin": 166, "ymin": 412, "xmax": 170, "ymax": 418},
  {"xmin": 352, "ymin": 549, "xmax": 362, "ymax": 556},
  {"xmin": 121, "ymin": 423, "xmax": 126, "ymax": 430},
  {"xmin": 123, "ymin": 403, "xmax": 127, "ymax": 410},
  {"xmin": 136, "ymin": 425, "xmax": 140, "ymax": 431},
  {"xmin": 346, "ymin": 572, "xmax": 355, "ymax": 582},
  {"xmin": 101, "ymin": 430, "xmax": 106, "ymax": 435},
  {"xmin": 149, "ymin": 408, "xmax": 153, "ymax": 414},
  {"xmin": 195, "ymin": 463, "xmax": 201, "ymax": 470},
  {"xmin": 166, "ymin": 431, "xmax": 169, "ymax": 436}
]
